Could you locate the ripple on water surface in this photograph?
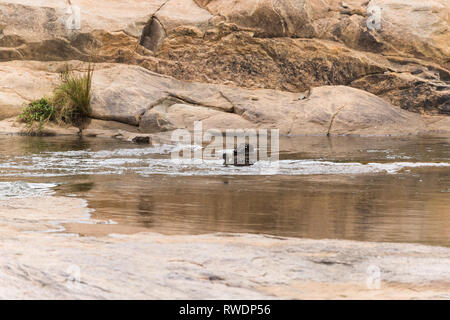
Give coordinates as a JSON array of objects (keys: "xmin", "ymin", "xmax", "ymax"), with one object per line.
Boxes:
[
  {"xmin": 1, "ymin": 143, "xmax": 450, "ymax": 177},
  {"xmin": 0, "ymin": 135, "xmax": 449, "ymax": 246}
]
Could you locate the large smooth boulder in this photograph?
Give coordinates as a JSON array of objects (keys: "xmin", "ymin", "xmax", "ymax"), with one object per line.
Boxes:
[
  {"xmin": 0, "ymin": 61, "xmax": 447, "ymax": 136},
  {"xmin": 89, "ymin": 64, "xmax": 438, "ymax": 136}
]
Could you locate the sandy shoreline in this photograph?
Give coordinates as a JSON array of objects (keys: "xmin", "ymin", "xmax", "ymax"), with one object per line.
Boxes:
[{"xmin": 0, "ymin": 196, "xmax": 449, "ymax": 299}]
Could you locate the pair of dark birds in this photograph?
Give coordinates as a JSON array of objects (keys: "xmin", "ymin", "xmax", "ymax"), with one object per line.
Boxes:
[{"xmin": 222, "ymin": 144, "xmax": 256, "ymax": 167}]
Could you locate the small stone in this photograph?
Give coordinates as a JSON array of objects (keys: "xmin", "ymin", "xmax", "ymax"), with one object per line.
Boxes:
[{"xmin": 132, "ymin": 136, "xmax": 151, "ymax": 144}]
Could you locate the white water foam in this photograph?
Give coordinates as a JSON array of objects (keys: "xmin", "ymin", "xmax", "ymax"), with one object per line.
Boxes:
[
  {"xmin": 0, "ymin": 182, "xmax": 57, "ymax": 199},
  {"xmin": 135, "ymin": 159, "xmax": 450, "ymax": 176},
  {"xmin": 1, "ymin": 145, "xmax": 449, "ymax": 177}
]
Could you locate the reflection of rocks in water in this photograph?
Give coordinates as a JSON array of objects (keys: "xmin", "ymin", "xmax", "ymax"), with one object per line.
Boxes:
[
  {"xmin": 21, "ymin": 136, "xmax": 91, "ymax": 154},
  {"xmin": 79, "ymin": 171, "xmax": 450, "ymax": 246},
  {"xmin": 137, "ymin": 194, "xmax": 155, "ymax": 228},
  {"xmin": 55, "ymin": 182, "xmax": 95, "ymax": 194}
]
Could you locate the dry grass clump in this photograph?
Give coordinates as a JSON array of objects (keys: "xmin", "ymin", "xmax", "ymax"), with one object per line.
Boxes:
[{"xmin": 19, "ymin": 63, "xmax": 94, "ymax": 135}]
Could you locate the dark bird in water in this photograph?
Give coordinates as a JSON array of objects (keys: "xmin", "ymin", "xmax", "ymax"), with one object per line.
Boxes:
[{"xmin": 223, "ymin": 143, "xmax": 256, "ymax": 166}]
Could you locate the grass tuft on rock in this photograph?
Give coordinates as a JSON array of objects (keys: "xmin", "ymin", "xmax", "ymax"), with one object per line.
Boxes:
[
  {"xmin": 52, "ymin": 63, "xmax": 94, "ymax": 134},
  {"xmin": 19, "ymin": 98, "xmax": 55, "ymax": 133}
]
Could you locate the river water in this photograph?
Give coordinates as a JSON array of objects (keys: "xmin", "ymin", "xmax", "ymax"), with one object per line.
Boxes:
[{"xmin": 0, "ymin": 135, "xmax": 449, "ymax": 246}]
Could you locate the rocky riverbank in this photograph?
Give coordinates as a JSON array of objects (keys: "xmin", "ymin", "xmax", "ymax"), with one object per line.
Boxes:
[{"xmin": 0, "ymin": 196, "xmax": 449, "ymax": 299}]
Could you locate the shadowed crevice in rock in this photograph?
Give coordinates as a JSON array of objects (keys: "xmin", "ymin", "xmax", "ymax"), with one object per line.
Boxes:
[
  {"xmin": 352, "ymin": 73, "xmax": 450, "ymax": 115},
  {"xmin": 327, "ymin": 105, "xmax": 347, "ymax": 136},
  {"xmin": 166, "ymin": 92, "xmax": 235, "ymax": 113},
  {"xmin": 86, "ymin": 64, "xmax": 447, "ymax": 136},
  {"xmin": 139, "ymin": 16, "xmax": 167, "ymax": 52},
  {"xmin": 134, "ymin": 90, "xmax": 237, "ymax": 132}
]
